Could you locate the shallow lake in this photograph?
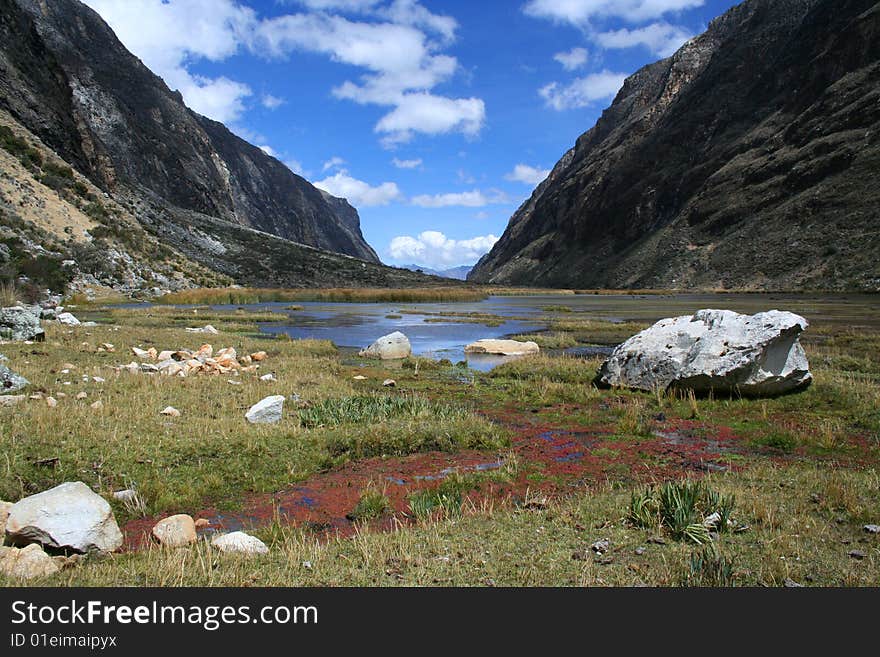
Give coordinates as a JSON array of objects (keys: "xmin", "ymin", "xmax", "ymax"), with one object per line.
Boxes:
[{"xmin": 211, "ymin": 292, "xmax": 880, "ymax": 371}]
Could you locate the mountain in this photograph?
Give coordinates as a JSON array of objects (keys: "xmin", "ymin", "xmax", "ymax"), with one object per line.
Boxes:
[
  {"xmin": 470, "ymin": 0, "xmax": 880, "ymax": 291},
  {"xmin": 402, "ymin": 264, "xmax": 473, "ymax": 280},
  {"xmin": 0, "ymin": 0, "xmax": 437, "ymax": 296}
]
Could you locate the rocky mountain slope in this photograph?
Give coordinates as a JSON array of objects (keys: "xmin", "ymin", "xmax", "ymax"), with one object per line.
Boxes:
[
  {"xmin": 0, "ymin": 0, "xmax": 431, "ymax": 296},
  {"xmin": 470, "ymin": 0, "xmax": 880, "ymax": 291}
]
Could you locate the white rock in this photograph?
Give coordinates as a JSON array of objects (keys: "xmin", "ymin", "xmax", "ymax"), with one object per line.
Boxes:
[
  {"xmin": 151, "ymin": 514, "xmax": 196, "ymax": 547},
  {"xmin": 245, "ymin": 395, "xmax": 285, "ymax": 424},
  {"xmin": 160, "ymin": 406, "xmax": 181, "ymax": 417},
  {"xmin": 92, "ymin": 377, "xmax": 105, "ymax": 383},
  {"xmin": 259, "ymin": 373, "xmax": 277, "ymax": 382},
  {"xmin": 0, "ymin": 543, "xmax": 60, "ymax": 580},
  {"xmin": 211, "ymin": 531, "xmax": 269, "ymax": 555},
  {"xmin": 0, "ymin": 500, "xmax": 11, "ymax": 530},
  {"xmin": 90, "ymin": 400, "xmax": 103, "ymax": 411},
  {"xmin": 596, "ymin": 309, "xmax": 812, "ymax": 396},
  {"xmin": 185, "ymin": 325, "xmax": 219, "ymax": 335},
  {"xmin": 353, "ymin": 375, "xmax": 367, "ymax": 380},
  {"xmin": 383, "ymin": 379, "xmax": 396, "ymax": 387},
  {"xmin": 112, "ymin": 489, "xmax": 138, "ymax": 502},
  {"xmin": 464, "ymin": 339, "xmax": 540, "ymax": 356},
  {"xmin": 131, "ymin": 347, "xmax": 151, "ymax": 359},
  {"xmin": 56, "ymin": 312, "xmax": 81, "ymax": 326},
  {"xmin": 0, "ymin": 395, "xmax": 25, "ymax": 407},
  {"xmin": 5, "ymin": 481, "xmax": 123, "ymax": 553},
  {"xmin": 358, "ymin": 331, "xmax": 412, "ymax": 360}
]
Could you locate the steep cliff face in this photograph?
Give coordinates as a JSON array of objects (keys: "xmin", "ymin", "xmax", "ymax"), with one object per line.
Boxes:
[
  {"xmin": 0, "ymin": 0, "xmax": 380, "ymax": 267},
  {"xmin": 470, "ymin": 0, "xmax": 880, "ymax": 291}
]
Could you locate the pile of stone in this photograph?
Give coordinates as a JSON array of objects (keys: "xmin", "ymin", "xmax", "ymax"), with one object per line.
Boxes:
[
  {"xmin": 118, "ymin": 344, "xmax": 268, "ymax": 377},
  {"xmin": 149, "ymin": 512, "xmax": 269, "ymax": 555}
]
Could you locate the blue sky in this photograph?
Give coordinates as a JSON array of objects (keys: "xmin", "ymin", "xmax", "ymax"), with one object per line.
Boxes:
[{"xmin": 82, "ymin": 0, "xmax": 741, "ymax": 269}]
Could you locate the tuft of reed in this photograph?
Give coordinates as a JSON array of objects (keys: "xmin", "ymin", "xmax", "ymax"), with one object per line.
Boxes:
[{"xmin": 156, "ymin": 287, "xmax": 488, "ymax": 305}]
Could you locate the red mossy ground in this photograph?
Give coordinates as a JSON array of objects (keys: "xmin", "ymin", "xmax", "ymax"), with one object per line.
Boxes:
[{"xmin": 122, "ymin": 405, "xmax": 753, "ymax": 550}]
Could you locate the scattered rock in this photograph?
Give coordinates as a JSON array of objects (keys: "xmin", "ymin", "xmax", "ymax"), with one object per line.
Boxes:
[
  {"xmin": 227, "ymin": 379, "xmax": 242, "ymax": 385},
  {"xmin": 250, "ymin": 351, "xmax": 267, "ymax": 362},
  {"xmin": 848, "ymin": 550, "xmax": 866, "ymax": 560},
  {"xmin": 596, "ymin": 309, "xmax": 812, "ymax": 396},
  {"xmin": 591, "ymin": 539, "xmax": 610, "ymax": 554},
  {"xmin": 56, "ymin": 312, "xmax": 81, "ymax": 326},
  {"xmin": 245, "ymin": 395, "xmax": 285, "ymax": 424},
  {"xmin": 464, "ymin": 339, "xmax": 540, "ymax": 356},
  {"xmin": 160, "ymin": 406, "xmax": 181, "ymax": 417},
  {"xmin": 185, "ymin": 325, "xmax": 219, "ymax": 335},
  {"xmin": 194, "ymin": 518, "xmax": 210, "ymax": 529},
  {"xmin": 635, "ymin": 547, "xmax": 647, "ymax": 556},
  {"xmin": 0, "ymin": 362, "xmax": 29, "ymax": 393},
  {"xmin": 100, "ymin": 343, "xmax": 116, "ymax": 353},
  {"xmin": 784, "ymin": 578, "xmax": 804, "ymax": 588},
  {"xmin": 864, "ymin": 524, "xmax": 880, "ymax": 534},
  {"xmin": 131, "ymin": 347, "xmax": 151, "ymax": 360},
  {"xmin": 382, "ymin": 378, "xmax": 396, "ymax": 387},
  {"xmin": 92, "ymin": 376, "xmax": 105, "ymax": 383},
  {"xmin": 353, "ymin": 375, "xmax": 367, "ymax": 380},
  {"xmin": 211, "ymin": 531, "xmax": 269, "ymax": 555},
  {"xmin": 45, "ymin": 396, "xmax": 58, "ymax": 408},
  {"xmin": 358, "ymin": 331, "xmax": 412, "ymax": 360},
  {"xmin": 5, "ymin": 481, "xmax": 123, "ymax": 553},
  {"xmin": 647, "ymin": 536, "xmax": 667, "ymax": 545},
  {"xmin": 0, "ymin": 306, "xmax": 44, "ymax": 342},
  {"xmin": 259, "ymin": 373, "xmax": 277, "ymax": 382},
  {"xmin": 0, "ymin": 499, "xmax": 11, "ymax": 529},
  {"xmin": 76, "ymin": 391, "xmax": 88, "ymax": 400},
  {"xmin": 90, "ymin": 400, "xmax": 103, "ymax": 411},
  {"xmin": 151, "ymin": 514, "xmax": 197, "ymax": 547},
  {"xmin": 157, "ymin": 350, "xmax": 175, "ymax": 361},
  {"xmin": 112, "ymin": 489, "xmax": 137, "ymax": 502},
  {"xmin": 703, "ymin": 512, "xmax": 721, "ymax": 528},
  {"xmin": 0, "ymin": 544, "xmax": 60, "ymax": 580},
  {"xmin": 0, "ymin": 394, "xmax": 25, "ymax": 406}
]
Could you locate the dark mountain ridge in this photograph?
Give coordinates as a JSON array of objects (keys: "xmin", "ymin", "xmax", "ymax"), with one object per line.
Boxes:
[
  {"xmin": 0, "ymin": 0, "xmax": 400, "ymax": 291},
  {"xmin": 470, "ymin": 0, "xmax": 880, "ymax": 291}
]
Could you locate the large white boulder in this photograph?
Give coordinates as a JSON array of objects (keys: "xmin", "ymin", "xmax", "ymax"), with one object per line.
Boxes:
[
  {"xmin": 1, "ymin": 362, "xmax": 28, "ymax": 393},
  {"xmin": 0, "ymin": 306, "xmax": 43, "ymax": 342},
  {"xmin": 56, "ymin": 312, "xmax": 81, "ymax": 326},
  {"xmin": 5, "ymin": 481, "xmax": 123, "ymax": 553},
  {"xmin": 358, "ymin": 331, "xmax": 412, "ymax": 360},
  {"xmin": 596, "ymin": 309, "xmax": 812, "ymax": 396},
  {"xmin": 464, "ymin": 339, "xmax": 540, "ymax": 356},
  {"xmin": 245, "ymin": 395, "xmax": 285, "ymax": 424}
]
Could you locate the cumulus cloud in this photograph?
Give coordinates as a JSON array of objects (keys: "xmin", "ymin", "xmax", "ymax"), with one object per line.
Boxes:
[
  {"xmin": 314, "ymin": 169, "xmax": 402, "ymax": 206},
  {"xmin": 596, "ymin": 22, "xmax": 693, "ymax": 56},
  {"xmin": 410, "ymin": 189, "xmax": 509, "ymax": 208},
  {"xmin": 261, "ymin": 93, "xmax": 286, "ymax": 109},
  {"xmin": 388, "ymin": 231, "xmax": 498, "ymax": 267},
  {"xmin": 392, "ymin": 157, "xmax": 423, "ymax": 169},
  {"xmin": 322, "ymin": 156, "xmax": 346, "ymax": 171},
  {"xmin": 84, "ymin": 1, "xmax": 484, "ymax": 145},
  {"xmin": 523, "ymin": 0, "xmax": 705, "ymax": 25},
  {"xmin": 554, "ymin": 47, "xmax": 589, "ymax": 70},
  {"xmin": 259, "ymin": 144, "xmax": 278, "ymax": 157},
  {"xmin": 539, "ymin": 70, "xmax": 627, "ymax": 110},
  {"xmin": 505, "ymin": 164, "xmax": 551, "ymax": 185}
]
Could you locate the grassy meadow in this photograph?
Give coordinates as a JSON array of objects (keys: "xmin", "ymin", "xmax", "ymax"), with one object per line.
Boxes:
[{"xmin": 1, "ymin": 299, "xmax": 878, "ymax": 586}]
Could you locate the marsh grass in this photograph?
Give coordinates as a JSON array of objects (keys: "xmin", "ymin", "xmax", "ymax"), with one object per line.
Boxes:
[
  {"xmin": 0, "ymin": 280, "xmax": 21, "ymax": 306},
  {"xmin": 6, "ymin": 462, "xmax": 875, "ymax": 587},
  {"xmin": 348, "ymin": 485, "xmax": 391, "ymax": 522},
  {"xmin": 157, "ymin": 287, "xmax": 488, "ymax": 305}
]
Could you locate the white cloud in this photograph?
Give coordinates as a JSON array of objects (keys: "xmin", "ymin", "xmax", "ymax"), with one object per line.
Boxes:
[
  {"xmin": 261, "ymin": 93, "xmax": 286, "ymax": 109},
  {"xmin": 474, "ymin": 211, "xmax": 489, "ymax": 219},
  {"xmin": 597, "ymin": 22, "xmax": 693, "ymax": 56},
  {"xmin": 388, "ymin": 230, "xmax": 498, "ymax": 267},
  {"xmin": 411, "ymin": 189, "xmax": 508, "ymax": 208},
  {"xmin": 85, "ymin": 1, "xmax": 482, "ymax": 145},
  {"xmin": 505, "ymin": 164, "xmax": 551, "ymax": 185},
  {"xmin": 314, "ymin": 169, "xmax": 402, "ymax": 206},
  {"xmin": 322, "ymin": 156, "xmax": 346, "ymax": 171},
  {"xmin": 259, "ymin": 144, "xmax": 278, "ymax": 157},
  {"xmin": 554, "ymin": 47, "xmax": 589, "ymax": 70},
  {"xmin": 539, "ymin": 70, "xmax": 627, "ymax": 110},
  {"xmin": 392, "ymin": 157, "xmax": 423, "ymax": 169},
  {"xmin": 523, "ymin": 0, "xmax": 705, "ymax": 25}
]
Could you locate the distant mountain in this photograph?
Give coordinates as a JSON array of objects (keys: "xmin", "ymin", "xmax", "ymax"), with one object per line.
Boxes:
[
  {"xmin": 403, "ymin": 264, "xmax": 473, "ymax": 280},
  {"xmin": 470, "ymin": 0, "xmax": 880, "ymax": 291},
  {"xmin": 0, "ymin": 0, "xmax": 440, "ymax": 295}
]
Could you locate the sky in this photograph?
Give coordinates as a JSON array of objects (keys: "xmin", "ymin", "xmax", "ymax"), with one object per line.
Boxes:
[{"xmin": 81, "ymin": 0, "xmax": 741, "ymax": 270}]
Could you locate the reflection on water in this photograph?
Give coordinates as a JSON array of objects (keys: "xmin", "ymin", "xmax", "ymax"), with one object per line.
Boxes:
[{"xmin": 209, "ymin": 292, "xmax": 879, "ymax": 372}]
